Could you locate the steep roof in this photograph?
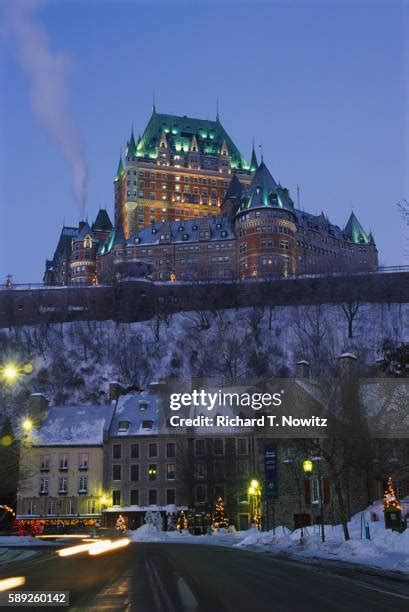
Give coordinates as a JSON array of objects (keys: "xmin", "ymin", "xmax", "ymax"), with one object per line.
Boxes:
[
  {"xmin": 126, "ymin": 130, "xmax": 137, "ymax": 158},
  {"xmin": 109, "ymin": 392, "xmax": 159, "ymax": 436},
  {"xmin": 52, "ymin": 226, "xmax": 78, "ymax": 260},
  {"xmin": 92, "ymin": 209, "xmax": 113, "ymax": 232},
  {"xmin": 250, "ymin": 145, "xmax": 258, "ymax": 172},
  {"xmin": 115, "ymin": 156, "xmax": 124, "ymax": 181},
  {"xmin": 33, "ymin": 404, "xmax": 114, "ymax": 446},
  {"xmin": 224, "ymin": 173, "xmax": 243, "ymax": 200},
  {"xmin": 99, "ymin": 224, "xmax": 126, "ymax": 255},
  {"xmin": 76, "ymin": 221, "xmax": 96, "ymax": 243},
  {"xmin": 237, "ymin": 161, "xmax": 295, "ymax": 215},
  {"xmin": 344, "ymin": 212, "xmax": 370, "ymax": 244},
  {"xmin": 135, "ymin": 109, "xmax": 249, "ymax": 170}
]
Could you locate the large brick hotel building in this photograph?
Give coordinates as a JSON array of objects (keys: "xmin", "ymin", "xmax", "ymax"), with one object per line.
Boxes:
[{"xmin": 44, "ymin": 107, "xmax": 377, "ymax": 285}]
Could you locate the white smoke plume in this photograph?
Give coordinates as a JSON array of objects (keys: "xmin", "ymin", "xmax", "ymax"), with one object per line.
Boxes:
[{"xmin": 5, "ymin": 0, "xmax": 87, "ymax": 215}]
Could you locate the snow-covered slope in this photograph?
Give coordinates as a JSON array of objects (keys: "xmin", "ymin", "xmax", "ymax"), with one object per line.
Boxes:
[{"xmin": 0, "ymin": 302, "xmax": 407, "ymax": 406}]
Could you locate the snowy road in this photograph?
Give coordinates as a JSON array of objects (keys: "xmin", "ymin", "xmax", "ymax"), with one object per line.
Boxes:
[{"xmin": 0, "ymin": 543, "xmax": 408, "ymax": 611}]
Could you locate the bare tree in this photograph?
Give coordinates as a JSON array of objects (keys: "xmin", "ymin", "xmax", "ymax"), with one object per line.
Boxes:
[{"xmin": 340, "ymin": 301, "xmax": 361, "ymax": 339}]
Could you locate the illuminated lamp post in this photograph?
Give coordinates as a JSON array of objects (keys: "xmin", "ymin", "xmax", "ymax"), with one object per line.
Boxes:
[
  {"xmin": 303, "ymin": 457, "xmax": 325, "ymax": 543},
  {"xmin": 248, "ymin": 479, "xmax": 262, "ymax": 529}
]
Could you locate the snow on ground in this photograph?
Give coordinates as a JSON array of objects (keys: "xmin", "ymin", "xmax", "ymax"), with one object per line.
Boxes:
[
  {"xmin": 128, "ymin": 501, "xmax": 409, "ymax": 574},
  {"xmin": 234, "ymin": 501, "xmax": 409, "ymax": 574},
  {"xmin": 0, "ymin": 536, "xmax": 55, "ymax": 547}
]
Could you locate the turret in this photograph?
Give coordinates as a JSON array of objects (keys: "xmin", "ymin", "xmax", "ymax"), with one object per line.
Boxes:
[
  {"xmin": 70, "ymin": 222, "xmax": 98, "ymax": 285},
  {"xmin": 250, "ymin": 144, "xmax": 258, "ymax": 172},
  {"xmin": 234, "ymin": 161, "xmax": 297, "ymax": 279}
]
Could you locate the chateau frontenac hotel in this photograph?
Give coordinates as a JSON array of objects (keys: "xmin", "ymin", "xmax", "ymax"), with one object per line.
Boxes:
[{"xmin": 44, "ymin": 108, "xmax": 378, "ymax": 285}]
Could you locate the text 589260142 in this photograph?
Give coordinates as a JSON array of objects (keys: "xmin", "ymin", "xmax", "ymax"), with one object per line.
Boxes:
[{"xmin": 0, "ymin": 591, "xmax": 69, "ymax": 607}]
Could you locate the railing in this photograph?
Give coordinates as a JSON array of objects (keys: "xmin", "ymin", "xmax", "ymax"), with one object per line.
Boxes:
[{"xmin": 0, "ymin": 265, "xmax": 408, "ymax": 290}]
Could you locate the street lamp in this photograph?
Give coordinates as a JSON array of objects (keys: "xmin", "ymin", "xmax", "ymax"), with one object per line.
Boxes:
[
  {"xmin": 2, "ymin": 363, "xmax": 19, "ymax": 384},
  {"xmin": 302, "ymin": 459, "xmax": 313, "ymax": 474},
  {"xmin": 21, "ymin": 418, "xmax": 33, "ymax": 433},
  {"xmin": 1, "ymin": 361, "xmax": 33, "ymax": 384},
  {"xmin": 247, "ymin": 479, "xmax": 262, "ymax": 529},
  {"xmin": 303, "ymin": 457, "xmax": 325, "ymax": 543}
]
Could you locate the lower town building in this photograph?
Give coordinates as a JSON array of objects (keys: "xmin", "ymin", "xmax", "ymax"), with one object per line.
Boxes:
[
  {"xmin": 102, "ymin": 386, "xmax": 189, "ymax": 529},
  {"xmin": 16, "ymin": 395, "xmax": 114, "ymax": 531},
  {"xmin": 16, "ymin": 359, "xmax": 408, "ymax": 533}
]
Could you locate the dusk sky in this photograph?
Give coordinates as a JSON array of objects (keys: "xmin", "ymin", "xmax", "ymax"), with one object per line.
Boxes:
[{"xmin": 0, "ymin": 0, "xmax": 407, "ymax": 282}]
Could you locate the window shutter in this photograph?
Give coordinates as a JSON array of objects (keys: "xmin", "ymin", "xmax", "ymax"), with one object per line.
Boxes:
[
  {"xmin": 304, "ymin": 478, "xmax": 311, "ymax": 506},
  {"xmin": 323, "ymin": 478, "xmax": 330, "ymax": 504}
]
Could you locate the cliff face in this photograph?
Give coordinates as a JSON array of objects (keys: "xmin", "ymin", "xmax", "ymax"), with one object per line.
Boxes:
[{"xmin": 0, "ymin": 301, "xmax": 407, "ymax": 407}]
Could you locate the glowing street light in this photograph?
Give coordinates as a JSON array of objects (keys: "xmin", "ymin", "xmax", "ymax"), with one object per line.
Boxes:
[
  {"xmin": 302, "ymin": 459, "xmax": 313, "ymax": 474},
  {"xmin": 21, "ymin": 418, "xmax": 33, "ymax": 433},
  {"xmin": 1, "ymin": 362, "xmax": 33, "ymax": 384},
  {"xmin": 2, "ymin": 364, "xmax": 19, "ymax": 384},
  {"xmin": 247, "ymin": 479, "xmax": 262, "ymax": 529}
]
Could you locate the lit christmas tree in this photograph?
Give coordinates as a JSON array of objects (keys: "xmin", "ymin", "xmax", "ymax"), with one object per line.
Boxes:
[
  {"xmin": 383, "ymin": 477, "xmax": 401, "ymax": 511},
  {"xmin": 176, "ymin": 510, "xmax": 188, "ymax": 531},
  {"xmin": 115, "ymin": 514, "xmax": 128, "ymax": 533},
  {"xmin": 213, "ymin": 497, "xmax": 229, "ymax": 529}
]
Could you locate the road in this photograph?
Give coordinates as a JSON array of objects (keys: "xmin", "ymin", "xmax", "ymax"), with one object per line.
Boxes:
[{"xmin": 1, "ymin": 543, "xmax": 409, "ymax": 611}]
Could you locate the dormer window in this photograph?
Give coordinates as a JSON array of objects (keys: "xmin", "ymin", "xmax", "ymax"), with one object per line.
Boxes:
[
  {"xmin": 142, "ymin": 420, "xmax": 154, "ymax": 429},
  {"xmin": 192, "ymin": 225, "xmax": 198, "ymax": 231},
  {"xmin": 216, "ymin": 223, "xmax": 221, "ymax": 229},
  {"xmin": 221, "ymin": 230, "xmax": 227, "ymax": 237},
  {"xmin": 183, "ymin": 234, "xmax": 189, "ymax": 241},
  {"xmin": 178, "ymin": 226, "xmax": 184, "ymax": 232},
  {"xmin": 118, "ymin": 421, "xmax": 130, "ymax": 432},
  {"xmin": 83, "ymin": 235, "xmax": 92, "ymax": 249},
  {"xmin": 152, "ymin": 228, "xmax": 157, "ymax": 234},
  {"xmin": 139, "ymin": 402, "xmax": 148, "ymax": 411},
  {"xmin": 134, "ymin": 237, "xmax": 140, "ymax": 244}
]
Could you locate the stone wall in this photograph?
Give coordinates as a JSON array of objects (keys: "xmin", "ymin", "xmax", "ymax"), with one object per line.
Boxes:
[{"xmin": 1, "ymin": 271, "xmax": 408, "ymax": 328}]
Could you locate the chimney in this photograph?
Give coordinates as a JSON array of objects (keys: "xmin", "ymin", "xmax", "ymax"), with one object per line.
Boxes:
[
  {"xmin": 296, "ymin": 360, "xmax": 310, "ymax": 378},
  {"xmin": 148, "ymin": 381, "xmax": 168, "ymax": 394},
  {"xmin": 108, "ymin": 381, "xmax": 127, "ymax": 403},
  {"xmin": 29, "ymin": 393, "xmax": 49, "ymax": 424},
  {"xmin": 337, "ymin": 353, "xmax": 357, "ymax": 377}
]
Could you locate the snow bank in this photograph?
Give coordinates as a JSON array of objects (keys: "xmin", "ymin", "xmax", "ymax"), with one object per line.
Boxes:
[
  {"xmin": 235, "ymin": 500, "xmax": 409, "ymax": 573},
  {"xmin": 236, "ymin": 526, "xmax": 290, "ymax": 548},
  {"xmin": 0, "ymin": 535, "xmax": 51, "ymax": 546},
  {"xmin": 128, "ymin": 524, "xmax": 166, "ymax": 542}
]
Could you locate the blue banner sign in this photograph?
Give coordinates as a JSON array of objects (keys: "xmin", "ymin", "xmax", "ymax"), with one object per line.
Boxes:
[{"xmin": 264, "ymin": 444, "xmax": 278, "ymax": 499}]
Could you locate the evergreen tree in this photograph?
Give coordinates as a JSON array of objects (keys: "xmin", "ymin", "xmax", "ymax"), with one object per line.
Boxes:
[
  {"xmin": 212, "ymin": 497, "xmax": 229, "ymax": 529},
  {"xmin": 383, "ymin": 477, "xmax": 401, "ymax": 511},
  {"xmin": 115, "ymin": 514, "xmax": 128, "ymax": 533}
]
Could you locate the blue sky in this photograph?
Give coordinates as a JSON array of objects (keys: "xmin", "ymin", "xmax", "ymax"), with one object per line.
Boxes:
[{"xmin": 0, "ymin": 0, "xmax": 406, "ymax": 282}]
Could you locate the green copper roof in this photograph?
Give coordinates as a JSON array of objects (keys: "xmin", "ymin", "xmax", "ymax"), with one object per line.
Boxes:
[
  {"xmin": 115, "ymin": 156, "xmax": 124, "ymax": 180},
  {"xmin": 127, "ymin": 130, "xmax": 137, "ymax": 158},
  {"xmin": 344, "ymin": 212, "xmax": 370, "ymax": 244},
  {"xmin": 250, "ymin": 146, "xmax": 258, "ymax": 172},
  {"xmin": 237, "ymin": 161, "xmax": 295, "ymax": 216},
  {"xmin": 135, "ymin": 110, "xmax": 249, "ymax": 169},
  {"xmin": 99, "ymin": 225, "xmax": 126, "ymax": 255}
]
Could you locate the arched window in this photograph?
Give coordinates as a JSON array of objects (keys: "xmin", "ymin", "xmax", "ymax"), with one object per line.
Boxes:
[{"xmin": 83, "ymin": 235, "xmax": 92, "ymax": 249}]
